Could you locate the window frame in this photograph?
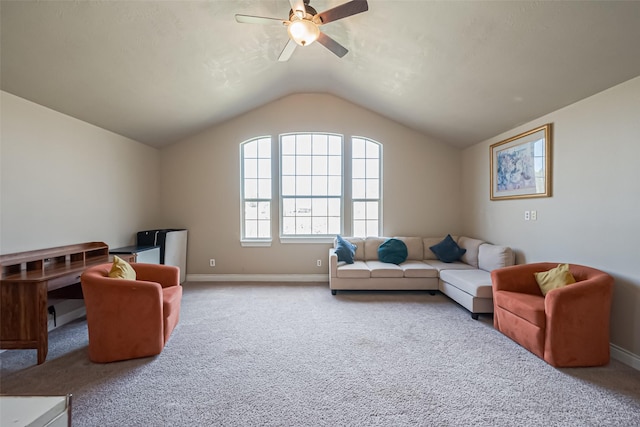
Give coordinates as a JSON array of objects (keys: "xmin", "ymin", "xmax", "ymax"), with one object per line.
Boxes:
[{"xmin": 240, "ymin": 136, "xmax": 273, "ymax": 247}]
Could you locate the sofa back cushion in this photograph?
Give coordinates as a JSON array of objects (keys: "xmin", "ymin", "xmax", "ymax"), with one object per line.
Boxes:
[
  {"xmin": 478, "ymin": 244, "xmax": 515, "ymax": 272},
  {"xmin": 343, "ymin": 237, "xmax": 365, "ymax": 261},
  {"xmin": 423, "ymin": 237, "xmax": 447, "ymax": 260},
  {"xmin": 457, "ymin": 237, "xmax": 485, "ymax": 268},
  {"xmin": 364, "ymin": 237, "xmax": 386, "ymax": 260},
  {"xmin": 395, "ymin": 237, "xmax": 423, "ymax": 261}
]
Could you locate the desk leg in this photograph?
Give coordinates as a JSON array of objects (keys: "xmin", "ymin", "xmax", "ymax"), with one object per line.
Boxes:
[{"xmin": 37, "ymin": 282, "xmax": 48, "ymax": 364}]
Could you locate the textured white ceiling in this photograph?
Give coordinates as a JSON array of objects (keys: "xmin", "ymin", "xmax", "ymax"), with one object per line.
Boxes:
[{"xmin": 2, "ymin": 1, "xmax": 640, "ymax": 148}]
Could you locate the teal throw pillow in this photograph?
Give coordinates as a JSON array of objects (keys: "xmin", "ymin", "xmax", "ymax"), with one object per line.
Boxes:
[
  {"xmin": 335, "ymin": 235, "xmax": 357, "ymax": 264},
  {"xmin": 429, "ymin": 234, "xmax": 466, "ymax": 263},
  {"xmin": 378, "ymin": 238, "xmax": 408, "ymax": 264}
]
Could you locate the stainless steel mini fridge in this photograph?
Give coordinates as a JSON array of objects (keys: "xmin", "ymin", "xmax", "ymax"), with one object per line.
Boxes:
[{"xmin": 137, "ymin": 229, "xmax": 188, "ymax": 283}]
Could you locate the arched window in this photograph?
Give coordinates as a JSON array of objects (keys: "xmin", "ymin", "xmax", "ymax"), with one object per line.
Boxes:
[{"xmin": 240, "ymin": 133, "xmax": 382, "ymax": 245}]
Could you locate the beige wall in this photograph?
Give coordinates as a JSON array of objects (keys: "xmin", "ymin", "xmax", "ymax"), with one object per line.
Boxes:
[
  {"xmin": 461, "ymin": 76, "xmax": 640, "ymax": 359},
  {"xmin": 0, "ymin": 91, "xmax": 161, "ymax": 253},
  {"xmin": 160, "ymin": 93, "xmax": 462, "ymax": 275}
]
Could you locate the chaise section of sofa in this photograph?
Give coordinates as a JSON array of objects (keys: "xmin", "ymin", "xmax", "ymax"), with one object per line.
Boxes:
[{"xmin": 329, "ymin": 236, "xmax": 515, "ymax": 319}]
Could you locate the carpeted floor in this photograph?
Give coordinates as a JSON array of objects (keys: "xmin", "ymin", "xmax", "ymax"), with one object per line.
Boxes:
[{"xmin": 1, "ymin": 283, "xmax": 639, "ymax": 426}]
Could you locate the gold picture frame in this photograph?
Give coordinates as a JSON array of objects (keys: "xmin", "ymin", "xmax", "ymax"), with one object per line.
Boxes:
[{"xmin": 490, "ymin": 123, "xmax": 552, "ymax": 200}]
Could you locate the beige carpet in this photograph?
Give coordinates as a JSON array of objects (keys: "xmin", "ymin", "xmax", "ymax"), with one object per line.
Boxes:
[{"xmin": 1, "ymin": 283, "xmax": 639, "ymax": 426}]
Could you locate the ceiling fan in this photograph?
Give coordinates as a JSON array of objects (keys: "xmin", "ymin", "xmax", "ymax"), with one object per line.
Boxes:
[{"xmin": 235, "ymin": 0, "xmax": 369, "ymax": 61}]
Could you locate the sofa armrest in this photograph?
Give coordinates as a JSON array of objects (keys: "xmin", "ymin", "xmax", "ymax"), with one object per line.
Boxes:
[
  {"xmin": 329, "ymin": 248, "xmax": 339, "ymax": 278},
  {"xmin": 133, "ymin": 263, "xmax": 180, "ymax": 288}
]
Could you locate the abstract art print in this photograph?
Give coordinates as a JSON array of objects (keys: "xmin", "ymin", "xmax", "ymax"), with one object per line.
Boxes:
[{"xmin": 490, "ymin": 124, "xmax": 552, "ymax": 200}]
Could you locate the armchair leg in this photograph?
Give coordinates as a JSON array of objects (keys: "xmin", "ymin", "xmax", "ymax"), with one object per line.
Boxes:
[
  {"xmin": 471, "ymin": 313, "xmax": 479, "ymax": 320},
  {"xmin": 331, "ymin": 289, "xmax": 337, "ymax": 295}
]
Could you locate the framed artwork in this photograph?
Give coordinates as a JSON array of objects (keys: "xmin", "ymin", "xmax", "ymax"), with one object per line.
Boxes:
[{"xmin": 490, "ymin": 123, "xmax": 552, "ymax": 200}]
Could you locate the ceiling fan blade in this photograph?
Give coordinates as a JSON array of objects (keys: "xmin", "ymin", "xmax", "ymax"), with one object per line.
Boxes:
[
  {"xmin": 316, "ymin": 32, "xmax": 348, "ymax": 58},
  {"xmin": 235, "ymin": 14, "xmax": 287, "ymax": 26},
  {"xmin": 289, "ymin": 0, "xmax": 306, "ymax": 19},
  {"xmin": 314, "ymin": 0, "xmax": 368, "ymax": 25},
  {"xmin": 278, "ymin": 39, "xmax": 297, "ymax": 62}
]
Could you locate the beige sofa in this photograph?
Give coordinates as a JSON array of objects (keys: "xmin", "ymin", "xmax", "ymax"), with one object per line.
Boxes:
[{"xmin": 329, "ymin": 236, "xmax": 515, "ymax": 319}]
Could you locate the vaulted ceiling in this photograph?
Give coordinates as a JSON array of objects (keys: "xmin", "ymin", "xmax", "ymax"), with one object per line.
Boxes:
[{"xmin": 2, "ymin": 1, "xmax": 640, "ymax": 149}]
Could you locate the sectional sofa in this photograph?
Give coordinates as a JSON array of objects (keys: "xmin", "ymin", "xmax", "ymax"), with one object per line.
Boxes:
[{"xmin": 329, "ymin": 236, "xmax": 515, "ymax": 319}]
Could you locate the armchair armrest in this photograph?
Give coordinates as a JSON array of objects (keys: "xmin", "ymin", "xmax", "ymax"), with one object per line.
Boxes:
[{"xmin": 132, "ymin": 263, "xmax": 180, "ymax": 288}]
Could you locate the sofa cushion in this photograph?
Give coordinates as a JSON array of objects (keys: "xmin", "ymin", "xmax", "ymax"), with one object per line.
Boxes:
[
  {"xmin": 109, "ymin": 256, "xmax": 136, "ymax": 280},
  {"xmin": 429, "ymin": 234, "xmax": 467, "ymax": 263},
  {"xmin": 478, "ymin": 244, "xmax": 515, "ymax": 272},
  {"xmin": 534, "ymin": 263, "xmax": 576, "ymax": 296},
  {"xmin": 457, "ymin": 237, "xmax": 485, "ymax": 268},
  {"xmin": 424, "ymin": 260, "xmax": 476, "ymax": 272},
  {"xmin": 378, "ymin": 238, "xmax": 408, "ymax": 264},
  {"xmin": 440, "ymin": 269, "xmax": 494, "ymax": 298},
  {"xmin": 422, "ymin": 237, "xmax": 446, "ymax": 260},
  {"xmin": 395, "ymin": 237, "xmax": 423, "ymax": 260},
  {"xmin": 336, "ymin": 261, "xmax": 371, "ymax": 278},
  {"xmin": 366, "ymin": 261, "xmax": 404, "ymax": 278},
  {"xmin": 335, "ymin": 235, "xmax": 357, "ymax": 264},
  {"xmin": 364, "ymin": 237, "xmax": 386, "ymax": 260},
  {"xmin": 400, "ymin": 261, "xmax": 439, "ymax": 278}
]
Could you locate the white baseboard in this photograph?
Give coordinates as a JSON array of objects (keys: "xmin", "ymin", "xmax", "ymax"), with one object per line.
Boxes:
[
  {"xmin": 48, "ymin": 306, "xmax": 86, "ymax": 332},
  {"xmin": 186, "ymin": 273, "xmax": 329, "ymax": 283},
  {"xmin": 611, "ymin": 343, "xmax": 640, "ymax": 371}
]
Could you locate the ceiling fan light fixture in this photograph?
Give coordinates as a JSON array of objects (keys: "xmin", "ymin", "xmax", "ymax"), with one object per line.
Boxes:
[{"xmin": 287, "ymin": 18, "xmax": 319, "ymax": 46}]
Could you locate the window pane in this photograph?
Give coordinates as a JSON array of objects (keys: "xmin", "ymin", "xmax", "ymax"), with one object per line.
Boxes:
[
  {"xmin": 328, "ymin": 176, "xmax": 341, "ymax": 196},
  {"xmin": 245, "ymin": 221, "xmax": 257, "ymax": 238},
  {"xmin": 297, "ymin": 135, "xmax": 312, "ymax": 154},
  {"xmin": 366, "ymin": 220, "xmax": 378, "ymax": 236},
  {"xmin": 258, "ymin": 220, "xmax": 270, "ymax": 238},
  {"xmin": 258, "ymin": 201, "xmax": 270, "ymax": 220},
  {"xmin": 296, "ymin": 176, "xmax": 312, "ymax": 195},
  {"xmin": 283, "ymin": 216, "xmax": 295, "ymax": 235},
  {"xmin": 312, "ymin": 217, "xmax": 327, "ymax": 235},
  {"xmin": 244, "ymin": 180, "xmax": 257, "ymax": 199},
  {"xmin": 244, "ymin": 141, "xmax": 257, "ymax": 157},
  {"xmin": 353, "ymin": 138, "xmax": 366, "ymax": 158},
  {"xmin": 312, "ymin": 134, "xmax": 328, "ymax": 154},
  {"xmin": 328, "ymin": 217, "xmax": 341, "ymax": 234},
  {"xmin": 328, "ymin": 135, "xmax": 341, "ymax": 154},
  {"xmin": 353, "ymin": 221, "xmax": 365, "ymax": 237},
  {"xmin": 297, "ymin": 217, "xmax": 311, "ymax": 234},
  {"xmin": 328, "ymin": 156, "xmax": 341, "ymax": 175},
  {"xmin": 312, "ymin": 156, "xmax": 328, "ymax": 175},
  {"xmin": 282, "ymin": 155, "xmax": 295, "ymax": 175},
  {"xmin": 312, "ymin": 176, "xmax": 328, "ymax": 196},
  {"xmin": 283, "ymin": 198, "xmax": 296, "ymax": 216},
  {"xmin": 245, "ymin": 202, "xmax": 257, "ymax": 219},
  {"xmin": 353, "ymin": 201, "xmax": 365, "ymax": 220},
  {"xmin": 244, "ymin": 159, "xmax": 257, "ymax": 178},
  {"xmin": 352, "ymin": 159, "xmax": 365, "ymax": 179},
  {"xmin": 352, "ymin": 179, "xmax": 365, "ymax": 199},
  {"xmin": 258, "ymin": 178, "xmax": 271, "ymax": 199},
  {"xmin": 366, "ymin": 179, "xmax": 379, "ymax": 198},
  {"xmin": 282, "ymin": 176, "xmax": 295, "ymax": 196},
  {"xmin": 258, "ymin": 139, "xmax": 271, "ymax": 157},
  {"xmin": 367, "ymin": 201, "xmax": 379, "ymax": 219},
  {"xmin": 297, "ymin": 198, "xmax": 312, "ymax": 216},
  {"xmin": 312, "ymin": 198, "xmax": 328, "ymax": 216},
  {"xmin": 328, "ymin": 198, "xmax": 341, "ymax": 216},
  {"xmin": 366, "ymin": 141, "xmax": 379, "ymax": 158},
  {"xmin": 258, "ymin": 159, "xmax": 270, "ymax": 178},
  {"xmin": 366, "ymin": 159, "xmax": 379, "ymax": 178},
  {"xmin": 282, "ymin": 136, "xmax": 295, "ymax": 154},
  {"xmin": 297, "ymin": 155, "xmax": 312, "ymax": 175}
]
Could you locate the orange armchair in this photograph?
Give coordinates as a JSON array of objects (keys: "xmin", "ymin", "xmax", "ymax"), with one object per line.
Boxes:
[
  {"xmin": 81, "ymin": 262, "xmax": 182, "ymax": 363},
  {"xmin": 491, "ymin": 263, "xmax": 613, "ymax": 367}
]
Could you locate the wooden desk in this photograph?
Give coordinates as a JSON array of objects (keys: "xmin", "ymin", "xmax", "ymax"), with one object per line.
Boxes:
[{"xmin": 0, "ymin": 242, "xmax": 109, "ymax": 364}]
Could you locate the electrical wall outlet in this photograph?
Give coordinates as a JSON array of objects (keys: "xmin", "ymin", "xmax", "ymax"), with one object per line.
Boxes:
[
  {"xmin": 316, "ymin": 259, "xmax": 322, "ymax": 267},
  {"xmin": 524, "ymin": 211, "xmax": 530, "ymax": 221},
  {"xmin": 531, "ymin": 210, "xmax": 537, "ymax": 221},
  {"xmin": 209, "ymin": 259, "xmax": 215, "ymax": 267}
]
